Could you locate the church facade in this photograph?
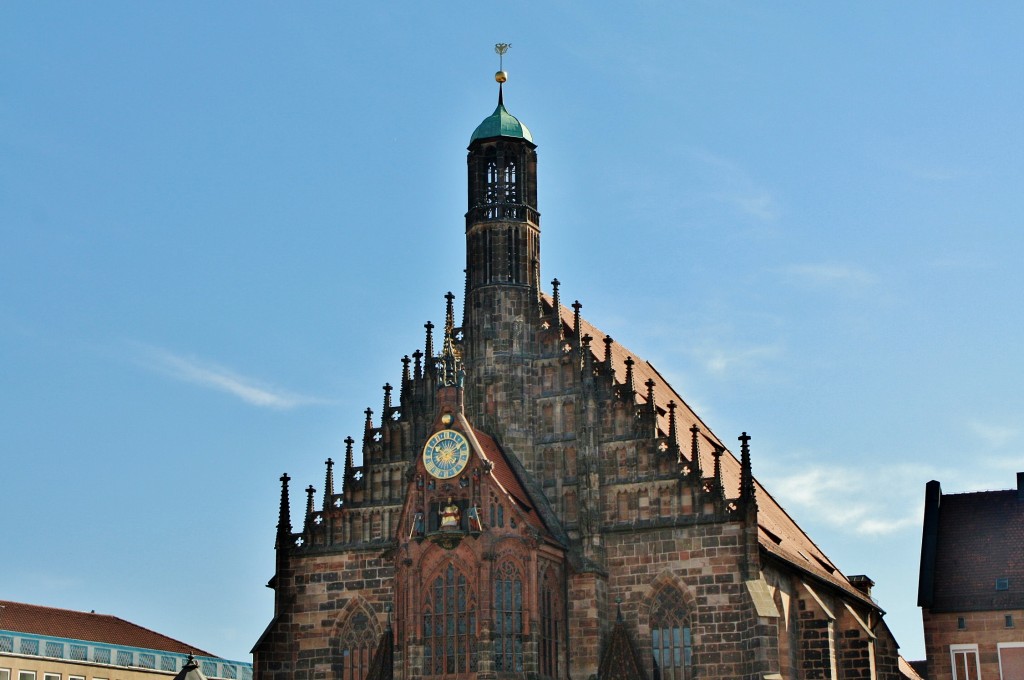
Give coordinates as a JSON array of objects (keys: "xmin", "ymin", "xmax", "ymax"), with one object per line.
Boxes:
[{"xmin": 252, "ymin": 73, "xmax": 905, "ymax": 680}]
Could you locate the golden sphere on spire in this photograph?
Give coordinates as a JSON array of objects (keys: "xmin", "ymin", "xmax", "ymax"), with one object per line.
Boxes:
[{"xmin": 495, "ymin": 70, "xmax": 508, "ymax": 83}]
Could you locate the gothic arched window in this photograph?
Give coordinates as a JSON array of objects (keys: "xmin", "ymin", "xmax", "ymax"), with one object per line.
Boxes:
[
  {"xmin": 540, "ymin": 566, "xmax": 563, "ymax": 678},
  {"xmin": 423, "ymin": 563, "xmax": 478, "ymax": 675},
  {"xmin": 493, "ymin": 561, "xmax": 524, "ymax": 673},
  {"xmin": 338, "ymin": 608, "xmax": 377, "ymax": 680},
  {"xmin": 503, "ymin": 159, "xmax": 518, "ymax": 204},
  {"xmin": 651, "ymin": 586, "xmax": 693, "ymax": 680}
]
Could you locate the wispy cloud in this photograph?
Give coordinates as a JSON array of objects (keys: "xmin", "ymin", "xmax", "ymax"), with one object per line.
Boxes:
[
  {"xmin": 693, "ymin": 151, "xmax": 780, "ymax": 222},
  {"xmin": 967, "ymin": 419, "xmax": 1018, "ymax": 448},
  {"xmin": 131, "ymin": 344, "xmax": 331, "ymax": 410},
  {"xmin": 781, "ymin": 263, "xmax": 876, "ymax": 288},
  {"xmin": 762, "ymin": 462, "xmax": 931, "ymax": 537},
  {"xmin": 691, "ymin": 343, "xmax": 782, "ymax": 377}
]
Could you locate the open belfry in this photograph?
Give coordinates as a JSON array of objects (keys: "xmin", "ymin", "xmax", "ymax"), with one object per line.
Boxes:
[{"xmin": 252, "ymin": 47, "xmax": 905, "ymax": 680}]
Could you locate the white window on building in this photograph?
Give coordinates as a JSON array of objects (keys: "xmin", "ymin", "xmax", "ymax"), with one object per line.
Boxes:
[
  {"xmin": 19, "ymin": 672, "xmax": 37, "ymax": 680},
  {"xmin": 0, "ymin": 668, "xmax": 10, "ymax": 680},
  {"xmin": 951, "ymin": 644, "xmax": 981, "ymax": 680},
  {"xmin": 43, "ymin": 674, "xmax": 60, "ymax": 680},
  {"xmin": 999, "ymin": 642, "xmax": 1024, "ymax": 680},
  {"xmin": 68, "ymin": 676, "xmax": 85, "ymax": 680}
]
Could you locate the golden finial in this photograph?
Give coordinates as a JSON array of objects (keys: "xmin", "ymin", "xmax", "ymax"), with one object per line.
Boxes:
[{"xmin": 494, "ymin": 43, "xmax": 510, "ymax": 83}]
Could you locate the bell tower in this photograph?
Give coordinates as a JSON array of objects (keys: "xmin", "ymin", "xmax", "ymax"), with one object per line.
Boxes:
[{"xmin": 461, "ymin": 44, "xmax": 542, "ymax": 441}]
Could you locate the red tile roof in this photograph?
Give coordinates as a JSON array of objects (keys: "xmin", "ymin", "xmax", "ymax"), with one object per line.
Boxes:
[
  {"xmin": 0, "ymin": 600, "xmax": 217, "ymax": 657},
  {"xmin": 930, "ymin": 488, "xmax": 1024, "ymax": 611},
  {"xmin": 549, "ymin": 297, "xmax": 874, "ymax": 606},
  {"xmin": 455, "ymin": 412, "xmax": 552, "ymax": 538}
]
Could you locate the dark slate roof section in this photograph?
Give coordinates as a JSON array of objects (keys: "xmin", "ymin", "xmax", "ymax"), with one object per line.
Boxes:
[
  {"xmin": 597, "ymin": 615, "xmax": 650, "ymax": 680},
  {"xmin": 0, "ymin": 600, "xmax": 217, "ymax": 657},
  {"xmin": 925, "ymin": 478, "xmax": 1024, "ymax": 612}
]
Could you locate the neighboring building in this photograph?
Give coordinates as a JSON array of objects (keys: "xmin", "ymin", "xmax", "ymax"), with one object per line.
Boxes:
[
  {"xmin": 918, "ymin": 473, "xmax": 1024, "ymax": 680},
  {"xmin": 0, "ymin": 601, "xmax": 251, "ymax": 680},
  {"xmin": 253, "ymin": 68, "xmax": 909, "ymax": 680}
]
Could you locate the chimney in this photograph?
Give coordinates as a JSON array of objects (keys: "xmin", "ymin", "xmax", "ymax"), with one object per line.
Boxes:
[
  {"xmin": 1017, "ymin": 471, "xmax": 1023, "ymax": 501},
  {"xmin": 848, "ymin": 574, "xmax": 874, "ymax": 598}
]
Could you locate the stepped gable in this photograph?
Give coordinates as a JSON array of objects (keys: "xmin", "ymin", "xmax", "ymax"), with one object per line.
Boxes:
[
  {"xmin": 546, "ymin": 296, "xmax": 872, "ymax": 605},
  {"xmin": 0, "ymin": 600, "xmax": 216, "ymax": 657}
]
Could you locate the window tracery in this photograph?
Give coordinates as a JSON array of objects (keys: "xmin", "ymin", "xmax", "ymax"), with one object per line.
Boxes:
[
  {"xmin": 337, "ymin": 607, "xmax": 378, "ymax": 680},
  {"xmin": 423, "ymin": 563, "xmax": 478, "ymax": 676},
  {"xmin": 650, "ymin": 585, "xmax": 693, "ymax": 680},
  {"xmin": 493, "ymin": 560, "xmax": 524, "ymax": 673}
]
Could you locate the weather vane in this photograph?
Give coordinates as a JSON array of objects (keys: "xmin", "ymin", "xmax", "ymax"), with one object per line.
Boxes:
[{"xmin": 494, "ymin": 43, "xmax": 510, "ymax": 83}]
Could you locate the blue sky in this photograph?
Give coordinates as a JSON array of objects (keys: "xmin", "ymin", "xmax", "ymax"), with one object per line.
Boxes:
[{"xmin": 2, "ymin": 2, "xmax": 1022, "ymax": 663}]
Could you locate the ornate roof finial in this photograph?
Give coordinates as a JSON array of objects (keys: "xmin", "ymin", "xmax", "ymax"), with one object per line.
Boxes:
[
  {"xmin": 623, "ymin": 356, "xmax": 636, "ymax": 398},
  {"xmin": 400, "ymin": 355, "xmax": 411, "ymax": 403},
  {"xmin": 343, "ymin": 436, "xmax": 355, "ymax": 491},
  {"xmin": 645, "ymin": 378, "xmax": 656, "ymax": 414},
  {"xmin": 689, "ymin": 423, "xmax": 703, "ymax": 481},
  {"xmin": 424, "ymin": 321, "xmax": 435, "ymax": 366},
  {"xmin": 603, "ymin": 335, "xmax": 615, "ymax": 378},
  {"xmin": 412, "ymin": 349, "xmax": 423, "ymax": 380},
  {"xmin": 495, "ymin": 43, "xmax": 510, "ymax": 104},
  {"xmin": 712, "ymin": 443, "xmax": 725, "ymax": 500},
  {"xmin": 277, "ymin": 473, "xmax": 292, "ymax": 540},
  {"xmin": 382, "ymin": 383, "xmax": 393, "ymax": 417},
  {"xmin": 739, "ymin": 432, "xmax": 757, "ymax": 509},
  {"xmin": 323, "ymin": 457, "xmax": 335, "ymax": 511},
  {"xmin": 438, "ymin": 293, "xmax": 463, "ymax": 388},
  {"xmin": 550, "ymin": 279, "xmax": 562, "ymax": 337},
  {"xmin": 305, "ymin": 484, "xmax": 316, "ymax": 523},
  {"xmin": 363, "ymin": 407, "xmax": 374, "ymax": 444},
  {"xmin": 667, "ymin": 400, "xmax": 679, "ymax": 459}
]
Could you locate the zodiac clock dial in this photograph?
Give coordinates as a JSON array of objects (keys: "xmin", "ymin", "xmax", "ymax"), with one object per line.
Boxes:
[{"xmin": 422, "ymin": 429, "xmax": 470, "ymax": 479}]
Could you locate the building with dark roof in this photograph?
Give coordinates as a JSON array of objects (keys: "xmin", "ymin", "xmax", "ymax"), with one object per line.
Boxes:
[
  {"xmin": 917, "ymin": 473, "xmax": 1024, "ymax": 680},
  {"xmin": 252, "ymin": 62, "xmax": 912, "ymax": 680},
  {"xmin": 0, "ymin": 600, "xmax": 250, "ymax": 680}
]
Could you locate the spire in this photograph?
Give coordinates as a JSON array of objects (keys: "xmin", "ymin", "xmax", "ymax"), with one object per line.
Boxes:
[
  {"xmin": 438, "ymin": 293, "xmax": 463, "ymax": 388},
  {"xmin": 739, "ymin": 432, "xmax": 757, "ymax": 509},
  {"xmin": 623, "ymin": 356, "xmax": 636, "ymax": 399},
  {"xmin": 343, "ymin": 435, "xmax": 355, "ymax": 491},
  {"xmin": 444, "ymin": 291, "xmax": 456, "ymax": 335},
  {"xmin": 304, "ymin": 485, "xmax": 316, "ymax": 528},
  {"xmin": 581, "ymin": 334, "xmax": 594, "ymax": 378},
  {"xmin": 573, "ymin": 301, "xmax": 581, "ymax": 356},
  {"xmin": 323, "ymin": 458, "xmax": 335, "ymax": 511},
  {"xmin": 424, "ymin": 321, "xmax": 435, "ymax": 368},
  {"xmin": 603, "ymin": 335, "xmax": 615, "ymax": 378},
  {"xmin": 550, "ymin": 278, "xmax": 563, "ymax": 337},
  {"xmin": 412, "ymin": 349, "xmax": 423, "ymax": 381},
  {"xmin": 689, "ymin": 424, "xmax": 703, "ymax": 481},
  {"xmin": 645, "ymin": 378, "xmax": 656, "ymax": 414},
  {"xmin": 400, "ymin": 355, "xmax": 411, "ymax": 404},
  {"xmin": 712, "ymin": 444, "xmax": 725, "ymax": 501},
  {"xmin": 667, "ymin": 400, "xmax": 680, "ymax": 460},
  {"xmin": 363, "ymin": 407, "xmax": 374, "ymax": 445},
  {"xmin": 277, "ymin": 473, "xmax": 292, "ymax": 541},
  {"xmin": 382, "ymin": 383, "xmax": 392, "ymax": 418}
]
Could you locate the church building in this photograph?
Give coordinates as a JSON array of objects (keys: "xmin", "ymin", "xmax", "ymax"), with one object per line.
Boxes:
[{"xmin": 252, "ymin": 60, "xmax": 906, "ymax": 680}]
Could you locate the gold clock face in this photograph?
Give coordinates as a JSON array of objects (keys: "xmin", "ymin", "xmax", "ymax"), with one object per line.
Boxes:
[{"xmin": 423, "ymin": 429, "xmax": 470, "ymax": 479}]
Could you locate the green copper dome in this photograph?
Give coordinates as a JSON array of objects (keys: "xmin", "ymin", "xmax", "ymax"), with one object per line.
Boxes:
[{"xmin": 470, "ymin": 101, "xmax": 533, "ymax": 144}]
